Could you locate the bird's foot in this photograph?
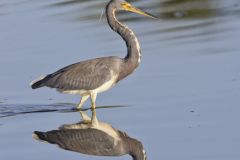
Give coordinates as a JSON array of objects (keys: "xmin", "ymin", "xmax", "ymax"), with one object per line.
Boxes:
[{"xmin": 76, "ymin": 106, "xmax": 82, "ymax": 110}]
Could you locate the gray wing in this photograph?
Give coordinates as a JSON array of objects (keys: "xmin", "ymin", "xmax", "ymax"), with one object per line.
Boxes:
[
  {"xmin": 36, "ymin": 58, "xmax": 116, "ymax": 91},
  {"xmin": 33, "ymin": 128, "xmax": 122, "ymax": 156}
]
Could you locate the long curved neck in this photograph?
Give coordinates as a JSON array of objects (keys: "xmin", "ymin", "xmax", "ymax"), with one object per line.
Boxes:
[
  {"xmin": 106, "ymin": 3, "xmax": 141, "ymax": 80},
  {"xmin": 123, "ymin": 136, "xmax": 145, "ymax": 160}
]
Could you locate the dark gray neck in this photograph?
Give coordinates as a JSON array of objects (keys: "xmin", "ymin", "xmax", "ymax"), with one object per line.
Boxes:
[
  {"xmin": 106, "ymin": 3, "xmax": 141, "ymax": 80},
  {"xmin": 124, "ymin": 137, "xmax": 145, "ymax": 160}
]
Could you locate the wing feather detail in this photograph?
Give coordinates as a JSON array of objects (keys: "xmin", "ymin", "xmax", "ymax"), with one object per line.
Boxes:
[
  {"xmin": 32, "ymin": 57, "xmax": 120, "ymax": 91},
  {"xmin": 33, "ymin": 128, "xmax": 120, "ymax": 156}
]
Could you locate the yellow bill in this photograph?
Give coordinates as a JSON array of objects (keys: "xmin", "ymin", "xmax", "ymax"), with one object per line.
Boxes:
[{"xmin": 121, "ymin": 2, "xmax": 158, "ymax": 19}]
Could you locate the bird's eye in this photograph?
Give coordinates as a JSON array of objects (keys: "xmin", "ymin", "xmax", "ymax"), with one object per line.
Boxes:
[{"xmin": 121, "ymin": 2, "xmax": 131, "ymax": 9}]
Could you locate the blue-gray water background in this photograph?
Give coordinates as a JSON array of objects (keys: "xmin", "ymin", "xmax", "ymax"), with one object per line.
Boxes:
[{"xmin": 0, "ymin": 0, "xmax": 240, "ymax": 160}]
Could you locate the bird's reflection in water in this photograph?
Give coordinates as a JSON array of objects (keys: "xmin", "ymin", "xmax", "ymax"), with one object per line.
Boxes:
[{"xmin": 33, "ymin": 111, "xmax": 147, "ymax": 160}]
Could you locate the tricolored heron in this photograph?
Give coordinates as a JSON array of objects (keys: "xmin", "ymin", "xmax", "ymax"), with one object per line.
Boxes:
[
  {"xmin": 33, "ymin": 111, "xmax": 147, "ymax": 160},
  {"xmin": 31, "ymin": 0, "xmax": 157, "ymax": 123}
]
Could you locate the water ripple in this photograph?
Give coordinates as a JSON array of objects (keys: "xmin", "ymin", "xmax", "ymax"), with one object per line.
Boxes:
[{"xmin": 0, "ymin": 104, "xmax": 128, "ymax": 118}]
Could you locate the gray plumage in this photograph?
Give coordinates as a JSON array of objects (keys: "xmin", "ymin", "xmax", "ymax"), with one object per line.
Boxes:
[
  {"xmin": 33, "ymin": 121, "xmax": 147, "ymax": 160},
  {"xmin": 34, "ymin": 129, "xmax": 121, "ymax": 156},
  {"xmin": 31, "ymin": 0, "xmax": 141, "ymax": 91},
  {"xmin": 32, "ymin": 57, "xmax": 122, "ymax": 91},
  {"xmin": 31, "ymin": 0, "xmax": 156, "ymax": 122}
]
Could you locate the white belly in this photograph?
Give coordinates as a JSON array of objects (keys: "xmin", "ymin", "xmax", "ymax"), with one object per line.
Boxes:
[
  {"xmin": 62, "ymin": 121, "xmax": 121, "ymax": 141},
  {"xmin": 91, "ymin": 75, "xmax": 117, "ymax": 94},
  {"xmin": 61, "ymin": 75, "xmax": 117, "ymax": 96}
]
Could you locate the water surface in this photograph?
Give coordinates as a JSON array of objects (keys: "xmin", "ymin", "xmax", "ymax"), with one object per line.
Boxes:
[{"xmin": 0, "ymin": 0, "xmax": 240, "ymax": 160}]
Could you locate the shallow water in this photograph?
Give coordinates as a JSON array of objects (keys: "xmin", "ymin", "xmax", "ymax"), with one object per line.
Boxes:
[{"xmin": 1, "ymin": 0, "xmax": 240, "ymax": 159}]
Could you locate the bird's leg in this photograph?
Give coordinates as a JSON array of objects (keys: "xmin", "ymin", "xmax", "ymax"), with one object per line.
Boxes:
[
  {"xmin": 77, "ymin": 95, "xmax": 89, "ymax": 109},
  {"xmin": 79, "ymin": 111, "xmax": 91, "ymax": 123},
  {"xmin": 90, "ymin": 93, "xmax": 98, "ymax": 127},
  {"xmin": 91, "ymin": 108, "xmax": 98, "ymax": 128},
  {"xmin": 77, "ymin": 95, "xmax": 90, "ymax": 122},
  {"xmin": 90, "ymin": 93, "xmax": 97, "ymax": 109}
]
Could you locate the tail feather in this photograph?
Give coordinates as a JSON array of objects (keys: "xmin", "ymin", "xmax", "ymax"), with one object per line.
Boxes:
[
  {"xmin": 33, "ymin": 131, "xmax": 48, "ymax": 142},
  {"xmin": 30, "ymin": 62, "xmax": 77, "ymax": 89},
  {"xmin": 33, "ymin": 131, "xmax": 57, "ymax": 144},
  {"xmin": 30, "ymin": 75, "xmax": 50, "ymax": 89}
]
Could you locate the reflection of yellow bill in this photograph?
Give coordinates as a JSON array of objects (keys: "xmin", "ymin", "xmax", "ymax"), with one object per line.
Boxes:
[{"xmin": 121, "ymin": 2, "xmax": 158, "ymax": 19}]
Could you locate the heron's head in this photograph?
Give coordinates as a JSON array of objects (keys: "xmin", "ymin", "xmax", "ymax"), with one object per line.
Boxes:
[
  {"xmin": 110, "ymin": 0, "xmax": 158, "ymax": 19},
  {"xmin": 131, "ymin": 149, "xmax": 147, "ymax": 160},
  {"xmin": 129, "ymin": 139, "xmax": 147, "ymax": 160}
]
